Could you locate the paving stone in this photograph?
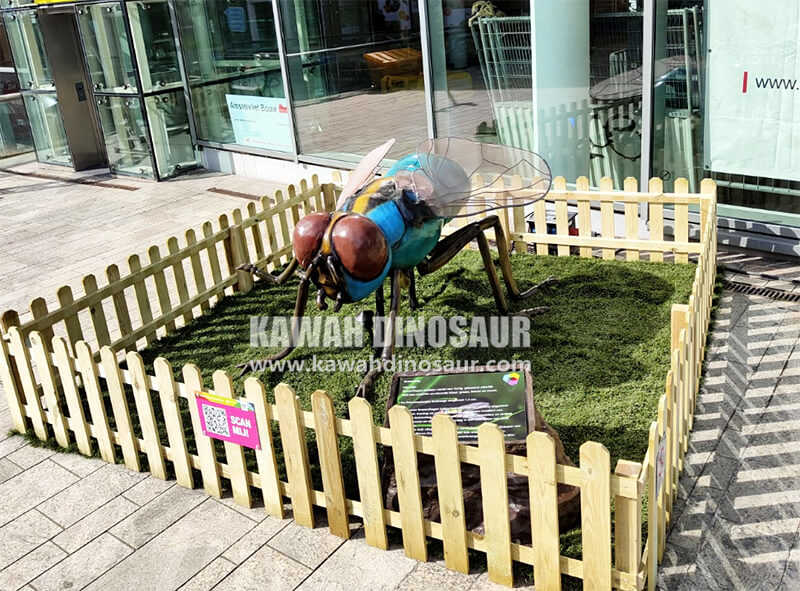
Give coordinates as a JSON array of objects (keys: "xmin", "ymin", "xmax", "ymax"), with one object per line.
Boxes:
[
  {"xmin": 216, "ymin": 494, "xmax": 270, "ymax": 522},
  {"xmin": 0, "ymin": 457, "xmax": 21, "ymax": 484},
  {"xmin": 85, "ymin": 499, "xmax": 254, "ymax": 591},
  {"xmin": 6, "ymin": 445, "xmax": 55, "ymax": 469},
  {"xmin": 49, "ymin": 451, "xmax": 107, "ymax": 478},
  {"xmin": 0, "ymin": 436, "xmax": 27, "ymax": 459},
  {"xmin": 0, "ymin": 541, "xmax": 66, "ymax": 590},
  {"xmin": 38, "ymin": 463, "xmax": 146, "ymax": 528},
  {"xmin": 52, "ymin": 496, "xmax": 139, "ymax": 553},
  {"xmin": 469, "ymin": 571, "xmax": 535, "ymax": 590},
  {"xmin": 30, "ymin": 533, "xmax": 133, "ymax": 591},
  {"xmin": 296, "ymin": 533, "xmax": 416, "ymax": 591},
  {"xmin": 267, "ymin": 520, "xmax": 347, "ymax": 569},
  {"xmin": 221, "ymin": 514, "xmax": 290, "ymax": 564},
  {"xmin": 178, "ymin": 556, "xmax": 237, "ymax": 591},
  {"xmin": 215, "ymin": 544, "xmax": 310, "ymax": 591},
  {"xmin": 111, "ymin": 483, "xmax": 206, "ymax": 548},
  {"xmin": 122, "ymin": 475, "xmax": 175, "ymax": 506},
  {"xmin": 395, "ymin": 560, "xmax": 478, "ymax": 590},
  {"xmin": 0, "ymin": 509, "xmax": 63, "ymax": 571},
  {"xmin": 0, "ymin": 460, "xmax": 78, "ymax": 528}
]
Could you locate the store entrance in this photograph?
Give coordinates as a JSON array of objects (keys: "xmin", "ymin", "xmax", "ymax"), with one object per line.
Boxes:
[{"xmin": 38, "ymin": 6, "xmax": 105, "ymax": 171}]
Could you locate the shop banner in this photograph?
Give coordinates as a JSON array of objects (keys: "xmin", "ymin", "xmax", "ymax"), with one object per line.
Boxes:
[
  {"xmin": 226, "ymin": 95, "xmax": 293, "ymax": 153},
  {"xmin": 706, "ymin": 1, "xmax": 800, "ymax": 181}
]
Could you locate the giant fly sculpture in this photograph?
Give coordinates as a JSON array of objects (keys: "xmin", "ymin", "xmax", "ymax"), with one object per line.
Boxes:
[{"xmin": 239, "ymin": 137, "xmax": 553, "ymax": 397}]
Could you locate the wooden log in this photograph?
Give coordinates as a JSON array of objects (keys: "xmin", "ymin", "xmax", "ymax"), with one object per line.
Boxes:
[
  {"xmin": 348, "ymin": 397, "xmax": 388, "ymax": 549},
  {"xmin": 100, "ymin": 346, "xmax": 140, "ymax": 471},
  {"xmin": 212, "ymin": 370, "xmax": 252, "ymax": 507},
  {"xmin": 580, "ymin": 441, "xmax": 612, "ymax": 591},
  {"xmin": 127, "ymin": 351, "xmax": 167, "ymax": 479},
  {"xmin": 244, "ymin": 377, "xmax": 284, "ymax": 518},
  {"xmin": 183, "ymin": 364, "xmax": 222, "ymax": 498},
  {"xmin": 52, "ymin": 337, "xmax": 92, "ymax": 455},
  {"xmin": 275, "ymin": 383, "xmax": 314, "ymax": 527},
  {"xmin": 527, "ymin": 431, "xmax": 562, "ymax": 591},
  {"xmin": 479, "ymin": 423, "xmax": 513, "ymax": 586},
  {"xmin": 312, "ymin": 390, "xmax": 350, "ymax": 539}
]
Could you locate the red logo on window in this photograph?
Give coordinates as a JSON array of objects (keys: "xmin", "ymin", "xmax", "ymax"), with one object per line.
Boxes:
[{"xmin": 278, "ymin": 104, "xmax": 288, "ymax": 113}]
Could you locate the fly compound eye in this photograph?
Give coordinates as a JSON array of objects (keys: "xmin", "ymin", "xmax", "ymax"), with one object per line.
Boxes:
[
  {"xmin": 330, "ymin": 215, "xmax": 388, "ymax": 281},
  {"xmin": 293, "ymin": 212, "xmax": 331, "ymax": 268}
]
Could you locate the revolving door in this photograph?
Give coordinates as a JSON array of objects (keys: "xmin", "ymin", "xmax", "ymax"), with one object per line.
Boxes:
[{"xmin": 2, "ymin": 1, "xmax": 197, "ymax": 180}]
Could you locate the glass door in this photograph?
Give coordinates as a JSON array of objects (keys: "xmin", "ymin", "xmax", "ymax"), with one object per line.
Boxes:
[{"xmin": 3, "ymin": 8, "xmax": 71, "ymax": 166}]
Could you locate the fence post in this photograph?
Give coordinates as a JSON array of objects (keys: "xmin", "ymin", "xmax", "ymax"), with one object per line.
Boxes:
[
  {"xmin": 580, "ymin": 441, "xmax": 612, "ymax": 591},
  {"xmin": 670, "ymin": 304, "xmax": 689, "ymax": 359},
  {"xmin": 312, "ymin": 390, "xmax": 350, "ymax": 539},
  {"xmin": 433, "ymin": 414, "xmax": 469, "ymax": 575},
  {"xmin": 528, "ymin": 431, "xmax": 562, "ymax": 591},
  {"xmin": 230, "ymin": 224, "xmax": 254, "ymax": 293},
  {"xmin": 275, "ymin": 383, "xmax": 315, "ymax": 528},
  {"xmin": 479, "ymin": 423, "xmax": 513, "ymax": 586},
  {"xmin": 244, "ymin": 377, "xmax": 284, "ymax": 518},
  {"xmin": 614, "ymin": 459, "xmax": 643, "ymax": 579}
]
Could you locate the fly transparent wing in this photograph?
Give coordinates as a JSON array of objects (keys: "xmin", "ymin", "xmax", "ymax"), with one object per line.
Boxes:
[
  {"xmin": 336, "ymin": 138, "xmax": 396, "ymax": 208},
  {"xmin": 411, "ymin": 138, "xmax": 551, "ymax": 218}
]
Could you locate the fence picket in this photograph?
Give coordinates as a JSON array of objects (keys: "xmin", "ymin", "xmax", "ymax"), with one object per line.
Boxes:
[
  {"xmin": 576, "ymin": 176, "xmax": 592, "ymax": 258},
  {"xmin": 100, "ymin": 346, "xmax": 140, "ymax": 471},
  {"xmin": 167, "ymin": 237, "xmax": 193, "ymax": 324},
  {"xmin": 76, "ymin": 341, "xmax": 116, "ymax": 463},
  {"xmin": 246, "ymin": 202, "xmax": 266, "ymax": 262},
  {"xmin": 553, "ymin": 177, "xmax": 569, "ymax": 257},
  {"xmin": 8, "ymin": 327, "xmax": 47, "ymax": 439},
  {"xmin": 623, "ymin": 178, "xmax": 639, "ymax": 261},
  {"xmin": 348, "ymin": 397, "xmax": 388, "ymax": 549},
  {"xmin": 219, "ymin": 214, "xmax": 235, "ymax": 276},
  {"xmin": 648, "ymin": 179, "xmax": 664, "ymax": 263},
  {"xmin": 213, "ymin": 370, "xmax": 252, "ymax": 507},
  {"xmin": 261, "ymin": 195, "xmax": 280, "ymax": 268},
  {"xmin": 128, "ymin": 254, "xmax": 156, "ymax": 345},
  {"xmin": 127, "ymin": 351, "xmax": 167, "ymax": 479},
  {"xmin": 30, "ymin": 332, "xmax": 69, "ymax": 447},
  {"xmin": 674, "ymin": 178, "xmax": 690, "ymax": 264},
  {"xmin": 275, "ymin": 383, "xmax": 314, "ymax": 527},
  {"xmin": 599, "ymin": 177, "xmax": 615, "ymax": 260},
  {"xmin": 273, "ymin": 190, "xmax": 292, "ymax": 264},
  {"xmin": 29, "ymin": 298, "xmax": 54, "ymax": 350},
  {"xmin": 183, "ymin": 364, "xmax": 222, "ymax": 498},
  {"xmin": 580, "ymin": 441, "xmax": 612, "ymax": 591},
  {"xmin": 312, "ymin": 390, "xmax": 350, "ymax": 538},
  {"xmin": 613, "ymin": 459, "xmax": 642, "ymax": 577},
  {"xmin": 202, "ymin": 221, "xmax": 224, "ymax": 288},
  {"xmin": 527, "ymin": 431, "xmax": 562, "ymax": 591},
  {"xmin": 105, "ymin": 265, "xmax": 134, "ymax": 340},
  {"xmin": 57, "ymin": 286, "xmax": 85, "ymax": 349},
  {"xmin": 389, "ymin": 405, "xmax": 427, "ymax": 562},
  {"xmin": 230, "ymin": 225, "xmax": 254, "ymax": 293},
  {"xmin": 0, "ymin": 325, "xmax": 26, "ymax": 433},
  {"xmin": 432, "ymin": 414, "xmax": 469, "ymax": 574},
  {"xmin": 244, "ymin": 377, "xmax": 284, "ymax": 518},
  {"xmin": 533, "ymin": 198, "xmax": 548, "ymax": 255},
  {"xmin": 647, "ymin": 423, "xmax": 658, "ymax": 591},
  {"xmin": 82, "ymin": 275, "xmax": 111, "ymax": 347},
  {"xmin": 52, "ymin": 337, "xmax": 92, "ymax": 455},
  {"xmin": 185, "ymin": 229, "xmax": 210, "ymax": 314},
  {"xmin": 148, "ymin": 246, "xmax": 176, "ymax": 334},
  {"xmin": 154, "ymin": 358, "xmax": 193, "ymax": 488},
  {"xmin": 656, "ymin": 396, "xmax": 667, "ymax": 559},
  {"xmin": 479, "ymin": 423, "xmax": 513, "ymax": 586}
]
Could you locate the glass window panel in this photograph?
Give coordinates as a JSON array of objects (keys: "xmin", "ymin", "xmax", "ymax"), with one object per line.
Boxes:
[
  {"xmin": 175, "ymin": 0, "xmax": 290, "ymax": 151},
  {"xmin": 23, "ymin": 92, "xmax": 70, "ymax": 165},
  {"xmin": 0, "ymin": 94, "xmax": 33, "ymax": 157},
  {"xmin": 95, "ymin": 95, "xmax": 154, "ymax": 178},
  {"xmin": 127, "ymin": 0, "xmax": 183, "ymax": 92},
  {"xmin": 77, "ymin": 2, "xmax": 138, "ymax": 94},
  {"xmin": 144, "ymin": 91, "xmax": 197, "ymax": 178},
  {"xmin": 3, "ymin": 10, "xmax": 54, "ymax": 91},
  {"xmin": 279, "ymin": 0, "xmax": 427, "ymax": 163}
]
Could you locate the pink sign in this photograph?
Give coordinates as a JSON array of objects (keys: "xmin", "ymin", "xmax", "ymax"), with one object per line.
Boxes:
[{"xmin": 195, "ymin": 391, "xmax": 261, "ymax": 450}]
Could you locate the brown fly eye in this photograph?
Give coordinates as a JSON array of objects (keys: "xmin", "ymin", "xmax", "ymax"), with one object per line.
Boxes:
[
  {"xmin": 293, "ymin": 212, "xmax": 331, "ymax": 268},
  {"xmin": 331, "ymin": 215, "xmax": 388, "ymax": 281}
]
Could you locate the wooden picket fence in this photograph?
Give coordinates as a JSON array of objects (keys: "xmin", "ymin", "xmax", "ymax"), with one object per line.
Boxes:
[{"xmin": 0, "ymin": 173, "xmax": 717, "ymax": 590}]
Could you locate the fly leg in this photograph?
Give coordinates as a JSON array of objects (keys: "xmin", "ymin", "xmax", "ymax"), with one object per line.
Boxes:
[
  {"xmin": 237, "ymin": 258, "xmax": 299, "ymax": 285},
  {"xmin": 356, "ymin": 268, "xmax": 402, "ymax": 399},
  {"xmin": 237, "ymin": 275, "xmax": 311, "ymax": 377}
]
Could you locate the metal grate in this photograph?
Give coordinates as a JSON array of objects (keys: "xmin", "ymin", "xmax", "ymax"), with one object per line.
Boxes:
[{"xmin": 722, "ymin": 279, "xmax": 800, "ymax": 302}]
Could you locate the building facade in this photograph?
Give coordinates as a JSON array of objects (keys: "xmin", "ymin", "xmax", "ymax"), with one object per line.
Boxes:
[{"xmin": 2, "ymin": 1, "xmax": 799, "ymax": 252}]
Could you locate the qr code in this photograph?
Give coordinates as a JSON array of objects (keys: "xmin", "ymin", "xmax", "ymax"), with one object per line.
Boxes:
[{"xmin": 202, "ymin": 405, "xmax": 230, "ymax": 437}]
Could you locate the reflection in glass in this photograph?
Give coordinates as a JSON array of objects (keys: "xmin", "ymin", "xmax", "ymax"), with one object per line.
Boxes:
[
  {"xmin": 77, "ymin": 2, "xmax": 137, "ymax": 94},
  {"xmin": 144, "ymin": 91, "xmax": 196, "ymax": 178},
  {"xmin": 0, "ymin": 94, "xmax": 33, "ymax": 157},
  {"xmin": 279, "ymin": 0, "xmax": 428, "ymax": 163},
  {"xmin": 23, "ymin": 92, "xmax": 70, "ymax": 165},
  {"xmin": 174, "ymin": 0, "xmax": 289, "ymax": 150},
  {"xmin": 95, "ymin": 95, "xmax": 153, "ymax": 177},
  {"xmin": 3, "ymin": 9, "xmax": 53, "ymax": 90},
  {"xmin": 127, "ymin": 0, "xmax": 183, "ymax": 92}
]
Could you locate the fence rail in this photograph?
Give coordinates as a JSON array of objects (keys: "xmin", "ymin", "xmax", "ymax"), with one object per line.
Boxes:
[{"xmin": 0, "ymin": 173, "xmax": 717, "ymax": 590}]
